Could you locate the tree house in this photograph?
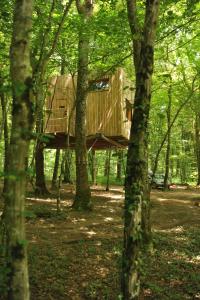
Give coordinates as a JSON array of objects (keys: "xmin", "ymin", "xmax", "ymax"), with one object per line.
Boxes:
[{"xmin": 44, "ymin": 68, "xmax": 133, "ymax": 149}]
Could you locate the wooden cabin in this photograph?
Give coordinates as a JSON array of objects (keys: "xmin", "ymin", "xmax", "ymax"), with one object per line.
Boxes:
[{"xmin": 44, "ymin": 68, "xmax": 134, "ymax": 149}]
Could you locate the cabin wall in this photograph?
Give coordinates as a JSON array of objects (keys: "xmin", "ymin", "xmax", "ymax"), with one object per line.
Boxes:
[
  {"xmin": 45, "ymin": 68, "xmax": 132, "ymax": 141},
  {"xmin": 86, "ymin": 68, "xmax": 122, "ymax": 137},
  {"xmin": 45, "ymin": 75, "xmax": 76, "ymax": 135}
]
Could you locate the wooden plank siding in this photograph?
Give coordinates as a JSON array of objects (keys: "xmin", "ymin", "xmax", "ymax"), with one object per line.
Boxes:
[{"xmin": 44, "ymin": 68, "xmax": 133, "ymax": 148}]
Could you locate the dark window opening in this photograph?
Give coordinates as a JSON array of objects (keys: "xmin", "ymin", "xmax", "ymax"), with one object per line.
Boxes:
[
  {"xmin": 89, "ymin": 78, "xmax": 110, "ymax": 92},
  {"xmin": 125, "ymin": 98, "xmax": 133, "ymax": 122}
]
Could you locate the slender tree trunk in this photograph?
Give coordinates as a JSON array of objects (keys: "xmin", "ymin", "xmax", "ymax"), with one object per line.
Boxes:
[
  {"xmin": 106, "ymin": 149, "xmax": 111, "ymax": 191},
  {"xmin": 104, "ymin": 150, "xmax": 109, "ymax": 176},
  {"xmin": 164, "ymin": 77, "xmax": 172, "ymax": 190},
  {"xmin": 72, "ymin": 0, "xmax": 93, "ymax": 210},
  {"xmin": 122, "ymin": 1, "xmax": 159, "ymax": 299},
  {"xmin": 88, "ymin": 149, "xmax": 97, "ymax": 185},
  {"xmin": 35, "ymin": 140, "xmax": 48, "ymax": 195},
  {"xmin": 116, "ymin": 150, "xmax": 123, "ymax": 180},
  {"xmin": 63, "ymin": 150, "xmax": 73, "ymax": 183},
  {"xmin": 0, "ymin": 92, "xmax": 9, "ymax": 195},
  {"xmin": 3, "ymin": 1, "xmax": 34, "ymax": 299},
  {"xmin": 51, "ymin": 149, "xmax": 60, "ymax": 189},
  {"xmin": 195, "ymin": 113, "xmax": 200, "ymax": 185},
  {"xmin": 34, "ymin": 80, "xmax": 49, "ymax": 195}
]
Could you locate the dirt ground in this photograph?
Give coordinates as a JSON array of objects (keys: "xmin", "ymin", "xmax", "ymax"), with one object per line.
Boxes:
[
  {"xmin": 1, "ymin": 185, "xmax": 200, "ymax": 299},
  {"xmin": 22, "ymin": 185, "xmax": 200, "ymax": 300}
]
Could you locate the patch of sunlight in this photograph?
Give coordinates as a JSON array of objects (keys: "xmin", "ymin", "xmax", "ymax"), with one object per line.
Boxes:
[
  {"xmin": 156, "ymin": 226, "xmax": 184, "ymax": 234},
  {"xmin": 157, "ymin": 197, "xmax": 170, "ymax": 202},
  {"xmin": 109, "ymin": 208, "xmax": 115, "ymax": 213},
  {"xmin": 80, "ymin": 226, "xmax": 89, "ymax": 231},
  {"xmin": 96, "ymin": 241, "xmax": 102, "ymax": 246},
  {"xmin": 110, "ymin": 194, "xmax": 124, "ymax": 200},
  {"xmin": 71, "ymin": 217, "xmax": 86, "ymax": 223},
  {"xmin": 86, "ymin": 230, "xmax": 96, "ymax": 236},
  {"xmin": 30, "ymin": 235, "xmax": 38, "ymax": 243},
  {"xmin": 104, "ymin": 217, "xmax": 114, "ymax": 222},
  {"xmin": 98, "ymin": 267, "xmax": 109, "ymax": 277},
  {"xmin": 175, "ymin": 236, "xmax": 187, "ymax": 242},
  {"xmin": 115, "ymin": 224, "xmax": 123, "ymax": 229},
  {"xmin": 27, "ymin": 197, "xmax": 55, "ymax": 203}
]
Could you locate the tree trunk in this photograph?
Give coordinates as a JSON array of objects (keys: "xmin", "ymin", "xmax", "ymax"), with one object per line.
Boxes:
[
  {"xmin": 51, "ymin": 149, "xmax": 60, "ymax": 189},
  {"xmin": 0, "ymin": 92, "xmax": 9, "ymax": 195},
  {"xmin": 164, "ymin": 76, "xmax": 172, "ymax": 190},
  {"xmin": 35, "ymin": 141, "xmax": 48, "ymax": 195},
  {"xmin": 63, "ymin": 149, "xmax": 73, "ymax": 183},
  {"xmin": 33, "ymin": 1, "xmax": 73, "ymax": 196},
  {"xmin": 88, "ymin": 149, "xmax": 97, "ymax": 185},
  {"xmin": 195, "ymin": 113, "xmax": 200, "ymax": 185},
  {"xmin": 34, "ymin": 82, "xmax": 49, "ymax": 195},
  {"xmin": 122, "ymin": 1, "xmax": 160, "ymax": 299},
  {"xmin": 104, "ymin": 150, "xmax": 109, "ymax": 176},
  {"xmin": 106, "ymin": 149, "xmax": 111, "ymax": 191},
  {"xmin": 116, "ymin": 150, "xmax": 123, "ymax": 180},
  {"xmin": 3, "ymin": 1, "xmax": 34, "ymax": 299},
  {"xmin": 72, "ymin": 0, "xmax": 93, "ymax": 210}
]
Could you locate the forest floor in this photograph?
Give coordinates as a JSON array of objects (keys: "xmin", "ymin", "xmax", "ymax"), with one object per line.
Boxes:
[{"xmin": 1, "ymin": 185, "xmax": 200, "ymax": 299}]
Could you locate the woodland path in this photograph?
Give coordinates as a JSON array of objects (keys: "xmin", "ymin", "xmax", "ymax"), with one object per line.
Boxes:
[{"xmin": 24, "ymin": 186, "xmax": 200, "ymax": 299}]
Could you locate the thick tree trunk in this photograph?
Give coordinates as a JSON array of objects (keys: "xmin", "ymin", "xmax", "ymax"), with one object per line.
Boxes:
[
  {"xmin": 164, "ymin": 77, "xmax": 172, "ymax": 190},
  {"xmin": 72, "ymin": 0, "xmax": 93, "ymax": 210},
  {"xmin": 195, "ymin": 113, "xmax": 200, "ymax": 185},
  {"xmin": 51, "ymin": 149, "xmax": 60, "ymax": 189},
  {"xmin": 0, "ymin": 92, "xmax": 9, "ymax": 195},
  {"xmin": 3, "ymin": 1, "xmax": 34, "ymax": 299},
  {"xmin": 122, "ymin": 1, "xmax": 159, "ymax": 299}
]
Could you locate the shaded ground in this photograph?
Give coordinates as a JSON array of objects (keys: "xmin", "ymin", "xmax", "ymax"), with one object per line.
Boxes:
[{"xmin": 1, "ymin": 185, "xmax": 200, "ymax": 299}]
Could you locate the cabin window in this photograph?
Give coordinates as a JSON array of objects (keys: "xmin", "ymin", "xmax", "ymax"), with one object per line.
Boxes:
[
  {"xmin": 125, "ymin": 98, "xmax": 133, "ymax": 122},
  {"xmin": 89, "ymin": 78, "xmax": 110, "ymax": 92}
]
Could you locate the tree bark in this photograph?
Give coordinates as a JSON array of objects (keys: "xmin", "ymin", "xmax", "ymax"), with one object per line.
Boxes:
[
  {"xmin": 164, "ymin": 76, "xmax": 172, "ymax": 190},
  {"xmin": 116, "ymin": 150, "xmax": 123, "ymax": 180},
  {"xmin": 3, "ymin": 1, "xmax": 34, "ymax": 299},
  {"xmin": 88, "ymin": 149, "xmax": 97, "ymax": 185},
  {"xmin": 63, "ymin": 150, "xmax": 73, "ymax": 183},
  {"xmin": 51, "ymin": 149, "xmax": 61, "ymax": 189},
  {"xmin": 122, "ymin": 1, "xmax": 160, "ymax": 299},
  {"xmin": 33, "ymin": 1, "xmax": 73, "ymax": 196},
  {"xmin": 106, "ymin": 149, "xmax": 111, "ymax": 191},
  {"xmin": 195, "ymin": 113, "xmax": 200, "ymax": 185},
  {"xmin": 72, "ymin": 0, "xmax": 93, "ymax": 210},
  {"xmin": 104, "ymin": 150, "xmax": 109, "ymax": 176},
  {"xmin": 35, "ymin": 140, "xmax": 49, "ymax": 195},
  {"xmin": 0, "ymin": 92, "xmax": 9, "ymax": 195}
]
